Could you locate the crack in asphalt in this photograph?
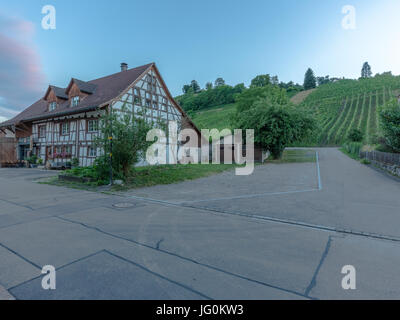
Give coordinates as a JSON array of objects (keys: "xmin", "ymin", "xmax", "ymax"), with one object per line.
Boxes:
[
  {"xmin": 55, "ymin": 215, "xmax": 310, "ymax": 299},
  {"xmin": 0, "ymin": 198, "xmax": 35, "ymax": 211},
  {"xmin": 156, "ymin": 238, "xmax": 164, "ymax": 250},
  {"xmin": 304, "ymin": 236, "xmax": 333, "ymax": 297},
  {"xmin": 8, "ymin": 249, "xmax": 212, "ymax": 300},
  {"xmin": 114, "ymin": 193, "xmax": 400, "ymax": 243},
  {"xmin": 0, "ymin": 241, "xmax": 41, "ymax": 270}
]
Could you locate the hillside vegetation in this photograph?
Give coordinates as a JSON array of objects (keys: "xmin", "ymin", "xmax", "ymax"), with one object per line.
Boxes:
[
  {"xmin": 300, "ymin": 74, "xmax": 400, "ymax": 145},
  {"xmin": 183, "ymin": 70, "xmax": 400, "ymax": 148},
  {"xmin": 290, "ymin": 89, "xmax": 316, "ymax": 105},
  {"xmin": 190, "ymin": 103, "xmax": 236, "ymax": 131}
]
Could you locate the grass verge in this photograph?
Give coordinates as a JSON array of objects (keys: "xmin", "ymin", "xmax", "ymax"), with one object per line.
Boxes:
[
  {"xmin": 339, "ymin": 147, "xmax": 361, "ymax": 161},
  {"xmin": 40, "ymin": 163, "xmax": 239, "ymax": 191},
  {"xmin": 266, "ymin": 149, "xmax": 316, "ymax": 164}
]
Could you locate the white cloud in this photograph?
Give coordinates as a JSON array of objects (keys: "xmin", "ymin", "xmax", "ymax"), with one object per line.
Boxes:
[
  {"xmin": 0, "ymin": 14, "xmax": 45, "ymax": 115},
  {"xmin": 0, "ymin": 116, "xmax": 8, "ymax": 123}
]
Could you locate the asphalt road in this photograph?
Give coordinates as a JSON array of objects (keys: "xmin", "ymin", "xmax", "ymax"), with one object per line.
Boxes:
[{"xmin": 1, "ymin": 148, "xmax": 400, "ymax": 300}]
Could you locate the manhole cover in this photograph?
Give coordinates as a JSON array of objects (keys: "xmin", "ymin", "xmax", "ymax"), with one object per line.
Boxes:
[{"xmin": 112, "ymin": 202, "xmax": 136, "ymax": 209}]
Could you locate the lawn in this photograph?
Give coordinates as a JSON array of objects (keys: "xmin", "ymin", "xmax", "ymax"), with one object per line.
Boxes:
[
  {"xmin": 40, "ymin": 163, "xmax": 239, "ymax": 191},
  {"xmin": 116, "ymin": 163, "xmax": 238, "ymax": 190}
]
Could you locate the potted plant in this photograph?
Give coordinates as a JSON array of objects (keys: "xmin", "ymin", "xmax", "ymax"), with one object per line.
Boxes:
[
  {"xmin": 27, "ymin": 155, "xmax": 38, "ymax": 168},
  {"xmin": 37, "ymin": 158, "xmax": 45, "ymax": 169}
]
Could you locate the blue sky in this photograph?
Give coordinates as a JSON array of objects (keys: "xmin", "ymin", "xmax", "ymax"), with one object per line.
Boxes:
[{"xmin": 1, "ymin": 0, "xmax": 400, "ymax": 120}]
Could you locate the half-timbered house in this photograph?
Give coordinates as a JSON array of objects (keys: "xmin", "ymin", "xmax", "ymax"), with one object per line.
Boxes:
[{"xmin": 0, "ymin": 63, "xmax": 201, "ymax": 167}]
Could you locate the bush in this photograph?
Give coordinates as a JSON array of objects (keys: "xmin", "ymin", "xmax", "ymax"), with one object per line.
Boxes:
[
  {"xmin": 379, "ymin": 98, "xmax": 400, "ymax": 152},
  {"xmin": 347, "ymin": 128, "xmax": 363, "ymax": 142},
  {"xmin": 343, "ymin": 142, "xmax": 363, "ymax": 156},
  {"xmin": 71, "ymin": 157, "xmax": 79, "ymax": 167},
  {"xmin": 234, "ymin": 99, "xmax": 316, "ymax": 159},
  {"xmin": 65, "ymin": 162, "xmax": 109, "ymax": 186},
  {"xmin": 27, "ymin": 155, "xmax": 38, "ymax": 164},
  {"xmin": 375, "ymin": 144, "xmax": 394, "ymax": 153},
  {"xmin": 95, "ymin": 106, "xmax": 154, "ymax": 179}
]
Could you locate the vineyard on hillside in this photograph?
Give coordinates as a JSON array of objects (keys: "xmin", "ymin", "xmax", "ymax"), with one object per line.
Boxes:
[{"xmin": 299, "ymin": 75, "xmax": 400, "ymax": 146}]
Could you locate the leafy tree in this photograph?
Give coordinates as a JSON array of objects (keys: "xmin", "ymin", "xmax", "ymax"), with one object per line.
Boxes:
[
  {"xmin": 234, "ymin": 100, "xmax": 315, "ymax": 159},
  {"xmin": 176, "ymin": 83, "xmax": 239, "ymax": 112},
  {"xmin": 96, "ymin": 106, "xmax": 154, "ymax": 179},
  {"xmin": 233, "ymin": 83, "xmax": 246, "ymax": 94},
  {"xmin": 303, "ymin": 68, "xmax": 316, "ymax": 90},
  {"xmin": 234, "ymin": 85, "xmax": 289, "ymax": 114},
  {"xmin": 182, "ymin": 84, "xmax": 191, "ymax": 94},
  {"xmin": 190, "ymin": 80, "xmax": 201, "ymax": 93},
  {"xmin": 250, "ymin": 74, "xmax": 271, "ymax": 88},
  {"xmin": 271, "ymin": 75, "xmax": 279, "ymax": 85},
  {"xmin": 205, "ymin": 82, "xmax": 213, "ymax": 90},
  {"xmin": 361, "ymin": 62, "xmax": 372, "ymax": 78},
  {"xmin": 378, "ymin": 98, "xmax": 400, "ymax": 152},
  {"xmin": 347, "ymin": 128, "xmax": 363, "ymax": 142},
  {"xmin": 214, "ymin": 77, "xmax": 225, "ymax": 87},
  {"xmin": 317, "ymin": 75, "xmax": 331, "ymax": 86}
]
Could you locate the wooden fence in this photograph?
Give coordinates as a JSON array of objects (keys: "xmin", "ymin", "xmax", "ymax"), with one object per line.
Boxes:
[
  {"xmin": 360, "ymin": 150, "xmax": 400, "ymax": 166},
  {"xmin": 0, "ymin": 138, "xmax": 16, "ymax": 165}
]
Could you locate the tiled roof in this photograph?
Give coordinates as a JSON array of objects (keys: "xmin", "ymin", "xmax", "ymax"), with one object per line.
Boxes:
[
  {"xmin": 0, "ymin": 63, "xmax": 153, "ymax": 127},
  {"xmin": 69, "ymin": 79, "xmax": 97, "ymax": 94},
  {"xmin": 51, "ymin": 86, "xmax": 69, "ymax": 99}
]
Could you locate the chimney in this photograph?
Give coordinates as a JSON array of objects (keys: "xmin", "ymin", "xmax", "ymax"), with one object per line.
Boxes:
[{"xmin": 120, "ymin": 62, "xmax": 128, "ymax": 72}]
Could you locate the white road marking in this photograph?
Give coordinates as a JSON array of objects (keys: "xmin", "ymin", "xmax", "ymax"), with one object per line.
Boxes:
[{"xmin": 316, "ymin": 151, "xmax": 322, "ymax": 190}]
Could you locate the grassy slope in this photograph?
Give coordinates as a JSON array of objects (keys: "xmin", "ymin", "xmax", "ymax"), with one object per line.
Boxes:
[
  {"xmin": 189, "ymin": 76, "xmax": 400, "ymax": 147},
  {"xmin": 300, "ymin": 76, "xmax": 400, "ymax": 146},
  {"xmin": 191, "ymin": 103, "xmax": 236, "ymax": 131},
  {"xmin": 290, "ymin": 89, "xmax": 316, "ymax": 105}
]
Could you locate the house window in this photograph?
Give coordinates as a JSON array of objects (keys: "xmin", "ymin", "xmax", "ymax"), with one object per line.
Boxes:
[
  {"xmin": 64, "ymin": 145, "xmax": 72, "ymax": 155},
  {"xmin": 49, "ymin": 102, "xmax": 57, "ymax": 111},
  {"xmin": 39, "ymin": 126, "xmax": 46, "ymax": 138},
  {"xmin": 88, "ymin": 146, "xmax": 97, "ymax": 157},
  {"xmin": 145, "ymin": 99, "xmax": 151, "ymax": 107},
  {"xmin": 71, "ymin": 96, "xmax": 80, "ymax": 107},
  {"xmin": 61, "ymin": 122, "xmax": 70, "ymax": 135},
  {"xmin": 87, "ymin": 119, "xmax": 99, "ymax": 132}
]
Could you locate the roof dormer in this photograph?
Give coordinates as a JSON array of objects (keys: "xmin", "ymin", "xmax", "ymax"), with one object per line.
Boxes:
[
  {"xmin": 44, "ymin": 85, "xmax": 68, "ymax": 101},
  {"xmin": 44, "ymin": 85, "xmax": 68, "ymax": 112},
  {"xmin": 65, "ymin": 78, "xmax": 97, "ymax": 96},
  {"xmin": 65, "ymin": 78, "xmax": 97, "ymax": 107}
]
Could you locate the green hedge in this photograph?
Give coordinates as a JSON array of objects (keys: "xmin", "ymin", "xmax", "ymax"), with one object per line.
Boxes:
[{"xmin": 343, "ymin": 142, "xmax": 363, "ymax": 157}]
